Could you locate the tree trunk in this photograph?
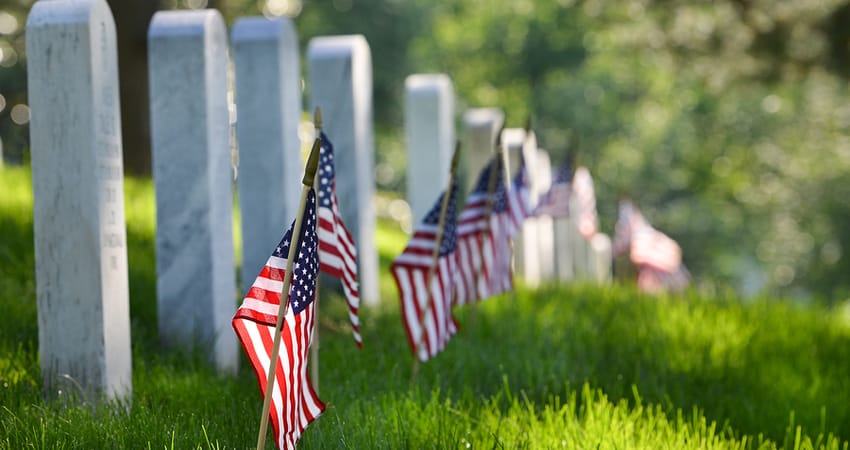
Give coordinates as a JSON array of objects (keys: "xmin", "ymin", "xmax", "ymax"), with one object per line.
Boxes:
[{"xmin": 106, "ymin": 0, "xmax": 160, "ymax": 176}]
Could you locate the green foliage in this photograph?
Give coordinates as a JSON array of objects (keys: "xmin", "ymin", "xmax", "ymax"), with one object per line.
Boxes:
[
  {"xmin": 1, "ymin": 166, "xmax": 850, "ymax": 448},
  {"xmin": 4, "ymin": 0, "xmax": 850, "ymax": 295}
]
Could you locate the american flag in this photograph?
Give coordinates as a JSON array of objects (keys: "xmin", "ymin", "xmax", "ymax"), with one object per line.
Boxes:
[
  {"xmin": 534, "ymin": 161, "xmax": 573, "ymax": 218},
  {"xmin": 232, "ymin": 189, "xmax": 324, "ymax": 450},
  {"xmin": 571, "ymin": 167, "xmax": 598, "ymax": 239},
  {"xmin": 454, "ymin": 157, "xmax": 514, "ymax": 305},
  {"xmin": 507, "ymin": 153, "xmax": 533, "ymax": 234},
  {"xmin": 613, "ymin": 199, "xmax": 690, "ymax": 293},
  {"xmin": 391, "ymin": 178, "xmax": 460, "ymax": 362},
  {"xmin": 317, "ymin": 132, "xmax": 361, "ymax": 347}
]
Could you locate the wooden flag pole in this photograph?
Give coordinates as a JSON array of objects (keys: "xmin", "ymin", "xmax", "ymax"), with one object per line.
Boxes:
[
  {"xmin": 411, "ymin": 141, "xmax": 461, "ymax": 379},
  {"xmin": 255, "ymin": 137, "xmax": 322, "ymax": 450},
  {"xmin": 311, "ymin": 106, "xmax": 323, "ymax": 396}
]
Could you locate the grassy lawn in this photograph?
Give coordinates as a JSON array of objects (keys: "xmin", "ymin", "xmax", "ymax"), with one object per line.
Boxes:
[{"xmin": 1, "ymin": 165, "xmax": 849, "ymax": 449}]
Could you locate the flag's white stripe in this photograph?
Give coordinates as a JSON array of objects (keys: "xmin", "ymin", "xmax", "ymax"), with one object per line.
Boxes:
[
  {"xmin": 393, "ymin": 252, "xmax": 438, "ymax": 267},
  {"xmin": 412, "ymin": 269, "xmax": 435, "ymax": 360},
  {"xmin": 244, "ymin": 322, "xmax": 287, "ymax": 449},
  {"xmin": 252, "ymin": 276, "xmax": 284, "ymax": 294},
  {"xmin": 318, "ymin": 250, "xmax": 344, "ymax": 270},
  {"xmin": 267, "ymin": 255, "xmax": 287, "ymax": 270},
  {"xmin": 395, "ymin": 265, "xmax": 419, "ymax": 344},
  {"xmin": 240, "ymin": 297, "xmax": 280, "ymax": 317}
]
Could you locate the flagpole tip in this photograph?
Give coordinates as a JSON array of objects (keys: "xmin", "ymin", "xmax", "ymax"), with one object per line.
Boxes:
[
  {"xmin": 314, "ymin": 106, "xmax": 323, "ymax": 131},
  {"xmin": 303, "ymin": 138, "xmax": 321, "ymax": 186},
  {"xmin": 451, "ymin": 141, "xmax": 461, "ymax": 173}
]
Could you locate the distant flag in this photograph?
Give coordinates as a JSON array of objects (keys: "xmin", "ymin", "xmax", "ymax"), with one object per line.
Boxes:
[
  {"xmin": 571, "ymin": 167, "xmax": 598, "ymax": 239},
  {"xmin": 316, "ymin": 132, "xmax": 362, "ymax": 347},
  {"xmin": 454, "ymin": 157, "xmax": 513, "ymax": 305},
  {"xmin": 232, "ymin": 190, "xmax": 324, "ymax": 450},
  {"xmin": 506, "ymin": 153, "xmax": 533, "ymax": 234},
  {"xmin": 535, "ymin": 160, "xmax": 573, "ymax": 218},
  {"xmin": 391, "ymin": 179, "xmax": 460, "ymax": 361},
  {"xmin": 613, "ymin": 199, "xmax": 690, "ymax": 293}
]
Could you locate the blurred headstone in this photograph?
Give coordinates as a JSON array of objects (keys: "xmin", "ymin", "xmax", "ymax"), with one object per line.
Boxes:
[
  {"xmin": 554, "ymin": 218, "xmax": 574, "ymax": 281},
  {"xmin": 148, "ymin": 9, "xmax": 238, "ymax": 374},
  {"xmin": 590, "ymin": 233, "xmax": 613, "ymax": 283},
  {"xmin": 501, "ymin": 128, "xmax": 540, "ymax": 285},
  {"xmin": 535, "ymin": 149, "xmax": 555, "ymax": 281},
  {"xmin": 26, "ymin": 0, "xmax": 132, "ymax": 400},
  {"xmin": 307, "ymin": 35, "xmax": 380, "ymax": 305},
  {"xmin": 462, "ymin": 108, "xmax": 503, "ymax": 192},
  {"xmin": 404, "ymin": 74, "xmax": 454, "ymax": 222},
  {"xmin": 232, "ymin": 17, "xmax": 301, "ymax": 293}
]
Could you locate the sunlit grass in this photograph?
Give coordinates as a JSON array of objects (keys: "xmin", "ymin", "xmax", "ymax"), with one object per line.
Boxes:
[{"xmin": 1, "ymin": 165, "xmax": 849, "ymax": 449}]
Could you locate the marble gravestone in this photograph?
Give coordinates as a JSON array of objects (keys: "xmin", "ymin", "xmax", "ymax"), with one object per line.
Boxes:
[
  {"xmin": 462, "ymin": 108, "xmax": 504, "ymax": 192},
  {"xmin": 534, "ymin": 149, "xmax": 555, "ymax": 281},
  {"xmin": 501, "ymin": 128, "xmax": 540, "ymax": 285},
  {"xmin": 307, "ymin": 35, "xmax": 380, "ymax": 305},
  {"xmin": 404, "ymin": 74, "xmax": 454, "ymax": 222},
  {"xmin": 590, "ymin": 233, "xmax": 613, "ymax": 283},
  {"xmin": 26, "ymin": 0, "xmax": 132, "ymax": 400},
  {"xmin": 231, "ymin": 17, "xmax": 302, "ymax": 293},
  {"xmin": 553, "ymin": 217, "xmax": 575, "ymax": 281},
  {"xmin": 148, "ymin": 9, "xmax": 238, "ymax": 374},
  {"xmin": 568, "ymin": 195, "xmax": 591, "ymax": 279}
]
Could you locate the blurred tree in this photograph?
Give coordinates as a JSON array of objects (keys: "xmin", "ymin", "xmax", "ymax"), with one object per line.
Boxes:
[
  {"xmin": 106, "ymin": 0, "xmax": 160, "ymax": 175},
  {"xmin": 4, "ymin": 0, "xmax": 850, "ymax": 299}
]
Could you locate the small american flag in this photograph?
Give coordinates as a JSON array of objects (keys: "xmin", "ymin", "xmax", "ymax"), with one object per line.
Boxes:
[
  {"xmin": 571, "ymin": 167, "xmax": 598, "ymax": 239},
  {"xmin": 507, "ymin": 153, "xmax": 533, "ymax": 234},
  {"xmin": 454, "ymin": 158, "xmax": 513, "ymax": 305},
  {"xmin": 232, "ymin": 189, "xmax": 324, "ymax": 450},
  {"xmin": 317, "ymin": 132, "xmax": 362, "ymax": 347},
  {"xmin": 534, "ymin": 161, "xmax": 573, "ymax": 218},
  {"xmin": 391, "ymin": 178, "xmax": 460, "ymax": 361},
  {"xmin": 613, "ymin": 199, "xmax": 690, "ymax": 293}
]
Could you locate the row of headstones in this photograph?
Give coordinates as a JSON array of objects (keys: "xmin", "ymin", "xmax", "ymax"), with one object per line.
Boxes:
[
  {"xmin": 404, "ymin": 82, "xmax": 612, "ymax": 287},
  {"xmin": 26, "ymin": 0, "xmax": 381, "ymax": 401},
  {"xmin": 25, "ymin": 0, "xmax": 610, "ymax": 402}
]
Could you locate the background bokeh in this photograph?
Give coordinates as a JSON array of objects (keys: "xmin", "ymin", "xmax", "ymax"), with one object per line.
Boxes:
[{"xmin": 2, "ymin": 0, "xmax": 850, "ymax": 301}]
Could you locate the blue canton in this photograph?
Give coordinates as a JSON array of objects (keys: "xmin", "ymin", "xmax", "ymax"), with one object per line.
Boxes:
[
  {"xmin": 272, "ymin": 190, "xmax": 319, "ymax": 315},
  {"xmin": 553, "ymin": 160, "xmax": 573, "ymax": 185},
  {"xmin": 318, "ymin": 132, "xmax": 335, "ymax": 210},
  {"xmin": 422, "ymin": 178, "xmax": 459, "ymax": 256}
]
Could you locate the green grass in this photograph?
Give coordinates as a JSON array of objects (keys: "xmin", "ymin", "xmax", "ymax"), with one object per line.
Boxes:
[{"xmin": 1, "ymin": 164, "xmax": 849, "ymax": 449}]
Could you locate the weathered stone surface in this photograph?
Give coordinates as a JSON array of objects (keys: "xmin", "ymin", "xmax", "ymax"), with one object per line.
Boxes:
[
  {"xmin": 307, "ymin": 35, "xmax": 380, "ymax": 305},
  {"xmin": 535, "ymin": 149, "xmax": 555, "ymax": 281},
  {"xmin": 148, "ymin": 9, "xmax": 238, "ymax": 374},
  {"xmin": 404, "ymin": 74, "xmax": 454, "ymax": 222},
  {"xmin": 462, "ymin": 108, "xmax": 503, "ymax": 192},
  {"xmin": 26, "ymin": 0, "xmax": 132, "ymax": 400},
  {"xmin": 232, "ymin": 17, "xmax": 302, "ymax": 292}
]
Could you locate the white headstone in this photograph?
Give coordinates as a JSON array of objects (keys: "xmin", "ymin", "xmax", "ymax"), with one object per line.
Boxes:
[
  {"xmin": 568, "ymin": 199, "xmax": 591, "ymax": 279},
  {"xmin": 26, "ymin": 0, "xmax": 132, "ymax": 400},
  {"xmin": 553, "ymin": 217, "xmax": 574, "ymax": 281},
  {"xmin": 231, "ymin": 17, "xmax": 301, "ymax": 292},
  {"xmin": 590, "ymin": 233, "xmax": 612, "ymax": 283},
  {"xmin": 307, "ymin": 35, "xmax": 380, "ymax": 305},
  {"xmin": 535, "ymin": 149, "xmax": 555, "ymax": 281},
  {"xmin": 148, "ymin": 10, "xmax": 237, "ymax": 374},
  {"xmin": 462, "ymin": 108, "xmax": 503, "ymax": 191},
  {"xmin": 404, "ymin": 74, "xmax": 454, "ymax": 221},
  {"xmin": 501, "ymin": 128, "xmax": 539, "ymax": 285}
]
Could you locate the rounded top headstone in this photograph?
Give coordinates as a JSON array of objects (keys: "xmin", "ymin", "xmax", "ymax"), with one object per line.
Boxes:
[
  {"xmin": 405, "ymin": 74, "xmax": 452, "ymax": 94},
  {"xmin": 231, "ymin": 16, "xmax": 296, "ymax": 43},
  {"xmin": 307, "ymin": 34, "xmax": 370, "ymax": 60},
  {"xmin": 463, "ymin": 107, "xmax": 504, "ymax": 129},
  {"xmin": 148, "ymin": 9, "xmax": 224, "ymax": 39}
]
